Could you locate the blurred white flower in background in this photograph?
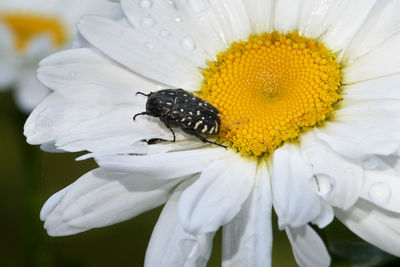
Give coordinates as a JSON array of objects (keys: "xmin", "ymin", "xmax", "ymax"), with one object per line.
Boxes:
[
  {"xmin": 24, "ymin": 0, "xmax": 400, "ymax": 266},
  {"xmin": 0, "ymin": 0, "xmax": 118, "ymax": 112}
]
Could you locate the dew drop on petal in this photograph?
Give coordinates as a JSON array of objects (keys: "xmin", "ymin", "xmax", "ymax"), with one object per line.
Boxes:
[
  {"xmin": 139, "ymin": 0, "xmax": 153, "ymax": 8},
  {"xmin": 363, "ymin": 157, "xmax": 379, "ymax": 170},
  {"xmin": 159, "ymin": 29, "xmax": 171, "ymax": 37},
  {"xmin": 174, "ymin": 16, "xmax": 183, "ymax": 23},
  {"xmin": 313, "ymin": 174, "xmax": 334, "ymax": 196},
  {"xmin": 186, "ymin": 0, "xmax": 208, "ymax": 13},
  {"xmin": 181, "ymin": 37, "xmax": 196, "ymax": 51},
  {"xmin": 164, "ymin": 0, "xmax": 176, "ymax": 8},
  {"xmin": 179, "ymin": 239, "xmax": 198, "ymax": 258},
  {"xmin": 140, "ymin": 16, "xmax": 156, "ymax": 28},
  {"xmin": 368, "ymin": 182, "xmax": 391, "ymax": 204},
  {"xmin": 144, "ymin": 41, "xmax": 155, "ymax": 50}
]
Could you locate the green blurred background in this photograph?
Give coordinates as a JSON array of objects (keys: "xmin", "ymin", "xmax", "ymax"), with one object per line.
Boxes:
[{"xmin": 1, "ymin": 91, "xmax": 399, "ymax": 267}]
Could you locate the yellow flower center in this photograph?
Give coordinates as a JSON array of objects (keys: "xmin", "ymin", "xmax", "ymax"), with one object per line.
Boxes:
[
  {"xmin": 0, "ymin": 12, "xmax": 68, "ymax": 52},
  {"xmin": 200, "ymin": 31, "xmax": 342, "ymax": 156}
]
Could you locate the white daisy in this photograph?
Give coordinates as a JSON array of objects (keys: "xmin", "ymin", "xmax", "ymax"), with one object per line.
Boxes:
[
  {"xmin": 25, "ymin": 0, "xmax": 400, "ymax": 266},
  {"xmin": 0, "ymin": 0, "xmax": 118, "ymax": 112}
]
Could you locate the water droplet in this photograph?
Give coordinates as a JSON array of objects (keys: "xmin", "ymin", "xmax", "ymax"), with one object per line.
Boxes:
[
  {"xmin": 140, "ymin": 16, "xmax": 155, "ymax": 28},
  {"xmin": 186, "ymin": 0, "xmax": 208, "ymax": 13},
  {"xmin": 368, "ymin": 182, "xmax": 391, "ymax": 204},
  {"xmin": 69, "ymin": 71, "xmax": 75, "ymax": 77},
  {"xmin": 159, "ymin": 29, "xmax": 171, "ymax": 37},
  {"xmin": 139, "ymin": 0, "xmax": 152, "ymax": 8},
  {"xmin": 180, "ymin": 37, "xmax": 196, "ymax": 51},
  {"xmin": 363, "ymin": 157, "xmax": 379, "ymax": 170},
  {"xmin": 144, "ymin": 41, "xmax": 155, "ymax": 50},
  {"xmin": 313, "ymin": 174, "xmax": 334, "ymax": 196},
  {"xmin": 165, "ymin": 0, "xmax": 175, "ymax": 7},
  {"xmin": 174, "ymin": 16, "xmax": 182, "ymax": 23},
  {"xmin": 179, "ymin": 239, "xmax": 198, "ymax": 258}
]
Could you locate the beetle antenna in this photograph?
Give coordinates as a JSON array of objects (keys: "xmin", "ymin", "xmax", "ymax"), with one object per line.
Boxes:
[{"xmin": 136, "ymin": 91, "xmax": 150, "ymax": 97}]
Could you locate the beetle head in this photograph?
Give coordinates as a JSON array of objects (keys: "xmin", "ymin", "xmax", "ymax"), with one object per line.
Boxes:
[{"xmin": 146, "ymin": 93, "xmax": 172, "ymax": 117}]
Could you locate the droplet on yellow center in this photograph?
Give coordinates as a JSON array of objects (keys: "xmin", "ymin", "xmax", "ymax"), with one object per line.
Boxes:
[
  {"xmin": 200, "ymin": 31, "xmax": 342, "ymax": 156},
  {"xmin": 0, "ymin": 12, "xmax": 68, "ymax": 52}
]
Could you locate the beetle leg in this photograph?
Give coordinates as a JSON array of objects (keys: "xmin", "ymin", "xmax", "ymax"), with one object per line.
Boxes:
[
  {"xmin": 183, "ymin": 129, "xmax": 227, "ymax": 149},
  {"xmin": 143, "ymin": 138, "xmax": 167, "ymax": 145},
  {"xmin": 136, "ymin": 91, "xmax": 151, "ymax": 97},
  {"xmin": 141, "ymin": 126, "xmax": 176, "ymax": 145},
  {"xmin": 159, "ymin": 117, "xmax": 176, "ymax": 142},
  {"xmin": 133, "ymin": 111, "xmax": 148, "ymax": 121},
  {"xmin": 167, "ymin": 126, "xmax": 176, "ymax": 142}
]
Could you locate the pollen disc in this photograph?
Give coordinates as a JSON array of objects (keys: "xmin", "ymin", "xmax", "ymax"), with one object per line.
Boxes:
[
  {"xmin": 0, "ymin": 12, "xmax": 68, "ymax": 52},
  {"xmin": 200, "ymin": 31, "xmax": 342, "ymax": 156}
]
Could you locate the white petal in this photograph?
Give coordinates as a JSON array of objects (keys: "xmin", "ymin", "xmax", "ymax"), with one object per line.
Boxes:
[
  {"xmin": 40, "ymin": 141, "xmax": 66, "ymax": 153},
  {"xmin": 335, "ymin": 199, "xmax": 400, "ymax": 257},
  {"xmin": 76, "ymin": 137, "xmax": 209, "ymax": 161},
  {"xmin": 96, "ymin": 148, "xmax": 228, "ymax": 179},
  {"xmin": 297, "ymin": 0, "xmax": 338, "ymax": 38},
  {"xmin": 314, "ymin": 107, "xmax": 400, "ymax": 158},
  {"xmin": 273, "ymin": 0, "xmax": 375, "ymax": 54},
  {"xmin": 318, "ymin": 0, "xmax": 376, "ymax": 55},
  {"xmin": 0, "ymin": 22, "xmax": 13, "ymax": 49},
  {"xmin": 272, "ymin": 145, "xmax": 332, "ymax": 228},
  {"xmin": 25, "ymin": 35, "xmax": 53, "ymax": 59},
  {"xmin": 286, "ymin": 225, "xmax": 330, "ymax": 267},
  {"xmin": 174, "ymin": 0, "xmax": 229, "ymax": 54},
  {"xmin": 311, "ymin": 201, "xmax": 334, "ymax": 228},
  {"xmin": 38, "ymin": 48, "xmax": 163, "ymax": 103},
  {"xmin": 300, "ymin": 132, "xmax": 363, "ymax": 210},
  {"xmin": 14, "ymin": 70, "xmax": 50, "ymax": 113},
  {"xmin": 274, "ymin": 0, "xmax": 303, "ymax": 33},
  {"xmin": 179, "ymin": 154, "xmax": 256, "ymax": 235},
  {"xmin": 344, "ymin": 0, "xmax": 400, "ymax": 61},
  {"xmin": 40, "ymin": 185, "xmax": 71, "ymax": 221},
  {"xmin": 60, "ymin": 0, "xmax": 122, "ymax": 26},
  {"xmin": 145, "ymin": 178, "xmax": 214, "ymax": 267},
  {"xmin": 342, "ymin": 75, "xmax": 400, "ymax": 101},
  {"xmin": 24, "ymin": 93, "xmax": 66, "ymax": 144},
  {"xmin": 121, "ymin": 0, "xmax": 214, "ymax": 66},
  {"xmin": 379, "ymin": 154, "xmax": 400, "ymax": 174},
  {"xmin": 41, "ymin": 168, "xmax": 181, "ymax": 236},
  {"xmin": 222, "ymin": 162, "xmax": 272, "ymax": 267},
  {"xmin": 77, "ymin": 15, "xmax": 202, "ymax": 89},
  {"xmin": 24, "ymin": 92, "xmax": 173, "ymax": 154},
  {"xmin": 207, "ymin": 0, "xmax": 251, "ymax": 43},
  {"xmin": 360, "ymin": 156, "xmax": 400, "ymax": 213},
  {"xmin": 0, "ymin": 60, "xmax": 17, "ymax": 89},
  {"xmin": 344, "ymin": 33, "xmax": 400, "ymax": 83},
  {"xmin": 244, "ymin": 0, "xmax": 275, "ymax": 34}
]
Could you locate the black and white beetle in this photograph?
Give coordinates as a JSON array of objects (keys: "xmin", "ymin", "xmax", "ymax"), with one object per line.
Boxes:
[{"xmin": 133, "ymin": 89, "xmax": 226, "ymax": 148}]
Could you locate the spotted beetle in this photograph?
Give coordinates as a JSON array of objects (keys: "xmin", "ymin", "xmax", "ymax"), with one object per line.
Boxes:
[{"xmin": 133, "ymin": 89, "xmax": 226, "ymax": 148}]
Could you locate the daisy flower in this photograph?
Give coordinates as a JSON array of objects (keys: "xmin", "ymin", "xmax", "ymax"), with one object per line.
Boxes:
[
  {"xmin": 25, "ymin": 0, "xmax": 400, "ymax": 266},
  {"xmin": 0, "ymin": 0, "xmax": 118, "ymax": 112}
]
